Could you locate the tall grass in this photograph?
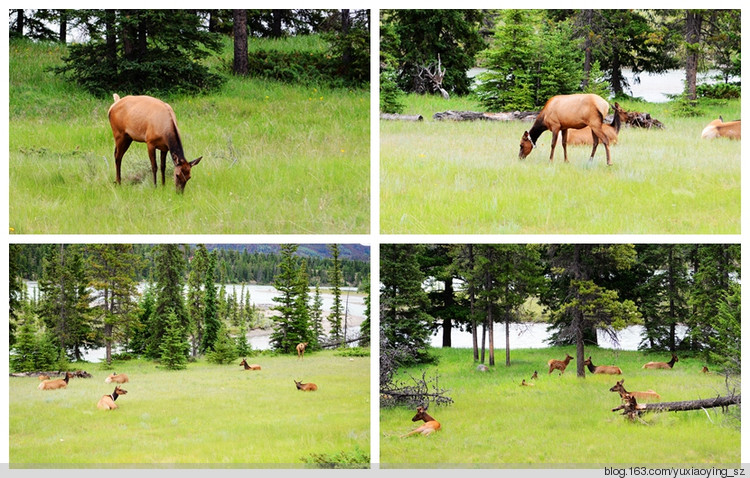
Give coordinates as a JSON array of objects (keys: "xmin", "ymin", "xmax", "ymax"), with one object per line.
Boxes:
[
  {"xmin": 380, "ymin": 95, "xmax": 740, "ymax": 234},
  {"xmin": 9, "ymin": 351, "xmax": 369, "ymax": 466},
  {"xmin": 380, "ymin": 347, "xmax": 740, "ymax": 466},
  {"xmin": 9, "ymin": 38, "xmax": 369, "ymax": 234}
]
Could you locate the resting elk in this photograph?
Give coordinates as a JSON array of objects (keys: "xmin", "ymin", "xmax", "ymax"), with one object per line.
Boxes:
[
  {"xmin": 400, "ymin": 403, "xmax": 441, "ymax": 438},
  {"xmin": 701, "ymin": 116, "xmax": 741, "ymax": 140},
  {"xmin": 38, "ymin": 372, "xmax": 73, "ymax": 390},
  {"xmin": 642, "ymin": 354, "xmax": 678, "ymax": 370},
  {"xmin": 105, "ymin": 372, "xmax": 129, "ymax": 384},
  {"xmin": 519, "ymin": 93, "xmax": 617, "ymax": 165},
  {"xmin": 547, "ymin": 353, "xmax": 573, "ymax": 375},
  {"xmin": 240, "ymin": 358, "xmax": 261, "ymax": 370},
  {"xmin": 294, "ymin": 379, "xmax": 318, "ymax": 391},
  {"xmin": 584, "ymin": 356, "xmax": 622, "ymax": 375},
  {"xmin": 97, "ymin": 385, "xmax": 128, "ymax": 410},
  {"xmin": 609, "ymin": 379, "xmax": 660, "ymax": 402},
  {"xmin": 108, "ymin": 94, "xmax": 202, "ymax": 193},
  {"xmin": 296, "ymin": 342, "xmax": 308, "ymax": 360}
]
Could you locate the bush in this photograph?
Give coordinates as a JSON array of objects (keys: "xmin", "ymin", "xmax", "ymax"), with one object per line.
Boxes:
[
  {"xmin": 302, "ymin": 445, "xmax": 369, "ymax": 469},
  {"xmin": 697, "ymin": 82, "xmax": 741, "ymax": 99},
  {"xmin": 379, "ymin": 69, "xmax": 405, "ymax": 114},
  {"xmin": 335, "ymin": 347, "xmax": 370, "ymax": 357}
]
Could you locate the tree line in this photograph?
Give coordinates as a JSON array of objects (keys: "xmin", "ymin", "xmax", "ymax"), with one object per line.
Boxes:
[
  {"xmin": 9, "ymin": 9, "xmax": 369, "ymax": 95},
  {"xmin": 380, "ymin": 9, "xmax": 740, "ymax": 113},
  {"xmin": 9, "ymin": 244, "xmax": 371, "ymax": 372},
  {"xmin": 381, "ymin": 244, "xmax": 740, "ymax": 378}
]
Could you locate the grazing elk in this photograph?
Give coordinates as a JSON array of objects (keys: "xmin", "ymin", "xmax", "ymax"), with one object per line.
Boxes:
[
  {"xmin": 519, "ymin": 93, "xmax": 618, "ymax": 165},
  {"xmin": 294, "ymin": 379, "xmax": 318, "ymax": 392},
  {"xmin": 105, "ymin": 372, "xmax": 129, "ymax": 384},
  {"xmin": 560, "ymin": 102, "xmax": 628, "ymax": 146},
  {"xmin": 584, "ymin": 356, "xmax": 622, "ymax": 375},
  {"xmin": 531, "ymin": 371, "xmax": 538, "ymax": 380},
  {"xmin": 609, "ymin": 379, "xmax": 660, "ymax": 402},
  {"xmin": 97, "ymin": 386, "xmax": 128, "ymax": 410},
  {"xmin": 701, "ymin": 116, "xmax": 741, "ymax": 140},
  {"xmin": 401, "ymin": 403, "xmax": 441, "ymax": 438},
  {"xmin": 108, "ymin": 94, "xmax": 202, "ymax": 193},
  {"xmin": 38, "ymin": 372, "xmax": 73, "ymax": 390},
  {"xmin": 296, "ymin": 342, "xmax": 308, "ymax": 360},
  {"xmin": 240, "ymin": 358, "xmax": 261, "ymax": 370},
  {"xmin": 547, "ymin": 353, "xmax": 574, "ymax": 375},
  {"xmin": 642, "ymin": 354, "xmax": 678, "ymax": 370}
]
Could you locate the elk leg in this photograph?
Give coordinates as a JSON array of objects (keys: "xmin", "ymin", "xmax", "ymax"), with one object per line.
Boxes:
[
  {"xmin": 160, "ymin": 150, "xmax": 167, "ymax": 186},
  {"xmin": 560, "ymin": 129, "xmax": 569, "ymax": 163},
  {"xmin": 589, "ymin": 132, "xmax": 600, "ymax": 162},
  {"xmin": 549, "ymin": 128, "xmax": 559, "ymax": 162},
  {"xmin": 113, "ymin": 136, "xmax": 132, "ymax": 185},
  {"xmin": 147, "ymin": 144, "xmax": 158, "ymax": 186}
]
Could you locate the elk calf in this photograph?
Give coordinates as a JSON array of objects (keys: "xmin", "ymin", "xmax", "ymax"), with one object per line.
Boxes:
[
  {"xmin": 609, "ymin": 379, "xmax": 660, "ymax": 402},
  {"xmin": 401, "ymin": 404, "xmax": 441, "ymax": 438},
  {"xmin": 294, "ymin": 379, "xmax": 318, "ymax": 391},
  {"xmin": 240, "ymin": 358, "xmax": 261, "ymax": 370},
  {"xmin": 584, "ymin": 356, "xmax": 622, "ymax": 375},
  {"xmin": 547, "ymin": 353, "xmax": 573, "ymax": 375},
  {"xmin": 38, "ymin": 372, "xmax": 72, "ymax": 390},
  {"xmin": 108, "ymin": 94, "xmax": 202, "ymax": 193},
  {"xmin": 105, "ymin": 372, "xmax": 129, "ymax": 384},
  {"xmin": 97, "ymin": 386, "xmax": 128, "ymax": 410},
  {"xmin": 296, "ymin": 342, "xmax": 308, "ymax": 360},
  {"xmin": 701, "ymin": 117, "xmax": 741, "ymax": 140}
]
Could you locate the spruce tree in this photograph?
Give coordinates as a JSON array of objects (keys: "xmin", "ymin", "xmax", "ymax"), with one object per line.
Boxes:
[
  {"xmin": 270, "ymin": 244, "xmax": 300, "ymax": 353},
  {"xmin": 328, "ymin": 244, "xmax": 344, "ymax": 344},
  {"xmin": 160, "ymin": 311, "xmax": 189, "ymax": 370},
  {"xmin": 201, "ymin": 251, "xmax": 221, "ymax": 354},
  {"xmin": 147, "ymin": 244, "xmax": 188, "ymax": 359}
]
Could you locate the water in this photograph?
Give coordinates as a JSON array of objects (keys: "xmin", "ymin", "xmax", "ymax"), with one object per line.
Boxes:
[{"xmin": 430, "ymin": 322, "xmax": 688, "ymax": 351}]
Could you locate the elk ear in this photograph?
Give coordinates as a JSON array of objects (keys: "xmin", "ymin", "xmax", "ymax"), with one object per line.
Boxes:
[{"xmin": 190, "ymin": 156, "xmax": 202, "ymax": 167}]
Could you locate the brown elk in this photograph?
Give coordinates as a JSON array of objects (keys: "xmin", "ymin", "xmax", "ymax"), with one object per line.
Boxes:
[
  {"xmin": 294, "ymin": 379, "xmax": 318, "ymax": 391},
  {"xmin": 519, "ymin": 94, "xmax": 617, "ymax": 165},
  {"xmin": 38, "ymin": 374, "xmax": 50, "ymax": 381},
  {"xmin": 296, "ymin": 342, "xmax": 308, "ymax": 360},
  {"xmin": 584, "ymin": 356, "xmax": 622, "ymax": 375},
  {"xmin": 701, "ymin": 366, "xmax": 711, "ymax": 374},
  {"xmin": 97, "ymin": 386, "xmax": 128, "ymax": 410},
  {"xmin": 38, "ymin": 372, "xmax": 72, "ymax": 390},
  {"xmin": 642, "ymin": 354, "xmax": 678, "ymax": 370},
  {"xmin": 108, "ymin": 94, "xmax": 202, "ymax": 193},
  {"xmin": 400, "ymin": 404, "xmax": 441, "ymax": 438},
  {"xmin": 521, "ymin": 379, "xmax": 534, "ymax": 387},
  {"xmin": 531, "ymin": 371, "xmax": 538, "ymax": 380},
  {"xmin": 240, "ymin": 358, "xmax": 261, "ymax": 370},
  {"xmin": 609, "ymin": 379, "xmax": 660, "ymax": 402},
  {"xmin": 701, "ymin": 117, "xmax": 741, "ymax": 140},
  {"xmin": 560, "ymin": 102, "xmax": 628, "ymax": 146},
  {"xmin": 547, "ymin": 353, "xmax": 573, "ymax": 375},
  {"xmin": 105, "ymin": 372, "xmax": 129, "ymax": 384}
]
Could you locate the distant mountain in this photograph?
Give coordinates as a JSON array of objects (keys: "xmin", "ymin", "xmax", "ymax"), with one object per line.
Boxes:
[{"xmin": 202, "ymin": 244, "xmax": 370, "ymax": 262}]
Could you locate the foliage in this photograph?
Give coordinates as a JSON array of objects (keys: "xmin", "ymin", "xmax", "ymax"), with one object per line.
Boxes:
[
  {"xmin": 581, "ymin": 60, "xmax": 610, "ymax": 98},
  {"xmin": 696, "ymin": 82, "xmax": 741, "ymax": 99},
  {"xmin": 10, "ymin": 322, "xmax": 61, "ymax": 372},
  {"xmin": 270, "ymin": 245, "xmax": 312, "ymax": 353},
  {"xmin": 201, "ymin": 251, "xmax": 221, "ymax": 354},
  {"xmin": 327, "ymin": 244, "xmax": 344, "ymax": 344},
  {"xmin": 334, "ymin": 347, "xmax": 370, "ymax": 357},
  {"xmin": 159, "ymin": 311, "xmax": 189, "ymax": 370},
  {"xmin": 707, "ymin": 283, "xmax": 740, "ymax": 376},
  {"xmin": 206, "ymin": 327, "xmax": 238, "ymax": 364},
  {"xmin": 302, "ymin": 445, "xmax": 369, "ymax": 469},
  {"xmin": 147, "ymin": 245, "xmax": 188, "ymax": 359},
  {"xmin": 379, "ymin": 68, "xmax": 405, "ymax": 114}
]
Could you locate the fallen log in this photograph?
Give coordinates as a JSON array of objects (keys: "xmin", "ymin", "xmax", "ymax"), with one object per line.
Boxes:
[
  {"xmin": 380, "ymin": 113, "xmax": 424, "ymax": 121},
  {"xmin": 622, "ymin": 110, "xmax": 665, "ymax": 129},
  {"xmin": 432, "ymin": 110, "xmax": 537, "ymax": 122},
  {"xmin": 613, "ymin": 393, "xmax": 740, "ymax": 420},
  {"xmin": 10, "ymin": 370, "xmax": 92, "ymax": 379}
]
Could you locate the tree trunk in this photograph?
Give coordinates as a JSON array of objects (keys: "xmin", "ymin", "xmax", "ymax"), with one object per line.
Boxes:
[
  {"xmin": 613, "ymin": 394, "xmax": 740, "ymax": 420},
  {"xmin": 59, "ymin": 10, "xmax": 67, "ymax": 43},
  {"xmin": 685, "ymin": 11, "xmax": 702, "ymax": 101},
  {"xmin": 15, "ymin": 9, "xmax": 24, "ymax": 36},
  {"xmin": 581, "ymin": 9, "xmax": 593, "ymax": 89},
  {"xmin": 340, "ymin": 9, "xmax": 352, "ymax": 75},
  {"xmin": 505, "ymin": 316, "xmax": 511, "ymax": 366},
  {"xmin": 233, "ymin": 9, "xmax": 249, "ymax": 76},
  {"xmin": 271, "ymin": 10, "xmax": 283, "ymax": 38},
  {"xmin": 469, "ymin": 245, "xmax": 479, "ymax": 362},
  {"xmin": 441, "ymin": 277, "xmax": 453, "ymax": 347}
]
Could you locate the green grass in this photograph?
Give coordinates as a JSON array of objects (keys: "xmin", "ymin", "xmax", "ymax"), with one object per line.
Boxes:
[
  {"xmin": 9, "ymin": 351, "xmax": 369, "ymax": 466},
  {"xmin": 380, "ymin": 347, "xmax": 740, "ymax": 467},
  {"xmin": 9, "ymin": 38, "xmax": 369, "ymax": 234},
  {"xmin": 381, "ymin": 95, "xmax": 740, "ymax": 234}
]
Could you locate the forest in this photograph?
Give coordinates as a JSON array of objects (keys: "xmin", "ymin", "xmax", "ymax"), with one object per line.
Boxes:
[
  {"xmin": 9, "ymin": 244, "xmax": 371, "ymax": 372},
  {"xmin": 381, "ymin": 244, "xmax": 740, "ymax": 378}
]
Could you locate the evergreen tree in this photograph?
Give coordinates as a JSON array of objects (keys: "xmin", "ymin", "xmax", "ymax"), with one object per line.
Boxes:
[
  {"xmin": 9, "ymin": 243, "xmax": 24, "ymax": 347},
  {"xmin": 147, "ymin": 244, "xmax": 188, "ymax": 359},
  {"xmin": 328, "ymin": 244, "xmax": 344, "ymax": 344},
  {"xmin": 186, "ymin": 244, "xmax": 209, "ymax": 357},
  {"xmin": 380, "ymin": 244, "xmax": 433, "ymax": 365},
  {"xmin": 310, "ymin": 283, "xmax": 324, "ymax": 347},
  {"xmin": 207, "ymin": 325, "xmax": 238, "ymax": 364},
  {"xmin": 292, "ymin": 259, "xmax": 313, "ymax": 347},
  {"xmin": 235, "ymin": 300, "xmax": 251, "ymax": 357},
  {"xmin": 129, "ymin": 283, "xmax": 155, "ymax": 355},
  {"xmin": 201, "ymin": 251, "xmax": 221, "ymax": 354},
  {"xmin": 358, "ymin": 274, "xmax": 371, "ymax": 347},
  {"xmin": 160, "ymin": 311, "xmax": 189, "ymax": 370},
  {"xmin": 10, "ymin": 322, "xmax": 40, "ymax": 372},
  {"xmin": 270, "ymin": 244, "xmax": 301, "ymax": 353}
]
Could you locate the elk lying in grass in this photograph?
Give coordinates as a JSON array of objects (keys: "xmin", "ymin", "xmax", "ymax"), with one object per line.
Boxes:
[
  {"xmin": 97, "ymin": 386, "xmax": 128, "ymax": 410},
  {"xmin": 38, "ymin": 372, "xmax": 72, "ymax": 390},
  {"xmin": 401, "ymin": 404, "xmax": 441, "ymax": 438},
  {"xmin": 701, "ymin": 116, "xmax": 741, "ymax": 140},
  {"xmin": 702, "ymin": 366, "xmax": 711, "ymax": 374},
  {"xmin": 108, "ymin": 94, "xmax": 202, "ymax": 193},
  {"xmin": 558, "ymin": 102, "xmax": 627, "ymax": 146},
  {"xmin": 240, "ymin": 358, "xmax": 261, "ymax": 370},
  {"xmin": 521, "ymin": 379, "xmax": 534, "ymax": 387},
  {"xmin": 105, "ymin": 372, "xmax": 129, "ymax": 384},
  {"xmin": 584, "ymin": 356, "xmax": 622, "ymax": 375},
  {"xmin": 38, "ymin": 374, "xmax": 50, "ymax": 381},
  {"xmin": 547, "ymin": 353, "xmax": 573, "ymax": 375},
  {"xmin": 294, "ymin": 379, "xmax": 318, "ymax": 391},
  {"xmin": 609, "ymin": 379, "xmax": 660, "ymax": 402},
  {"xmin": 642, "ymin": 354, "xmax": 678, "ymax": 370},
  {"xmin": 296, "ymin": 342, "xmax": 308, "ymax": 360}
]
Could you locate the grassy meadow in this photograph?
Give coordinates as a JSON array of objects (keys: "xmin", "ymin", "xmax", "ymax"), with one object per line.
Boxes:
[
  {"xmin": 380, "ymin": 95, "xmax": 740, "ymax": 234},
  {"xmin": 9, "ymin": 351, "xmax": 369, "ymax": 466},
  {"xmin": 9, "ymin": 38, "xmax": 369, "ymax": 234},
  {"xmin": 380, "ymin": 347, "xmax": 740, "ymax": 467}
]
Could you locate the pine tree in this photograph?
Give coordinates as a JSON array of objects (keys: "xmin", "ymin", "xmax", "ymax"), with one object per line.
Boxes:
[
  {"xmin": 207, "ymin": 325, "xmax": 238, "ymax": 364},
  {"xmin": 160, "ymin": 311, "xmax": 189, "ymax": 370},
  {"xmin": 186, "ymin": 244, "xmax": 209, "ymax": 357},
  {"xmin": 310, "ymin": 284, "xmax": 324, "ymax": 347},
  {"xmin": 201, "ymin": 251, "xmax": 221, "ymax": 354},
  {"xmin": 147, "ymin": 244, "xmax": 188, "ymax": 359},
  {"xmin": 328, "ymin": 244, "xmax": 344, "ymax": 344},
  {"xmin": 270, "ymin": 244, "xmax": 300, "ymax": 353}
]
